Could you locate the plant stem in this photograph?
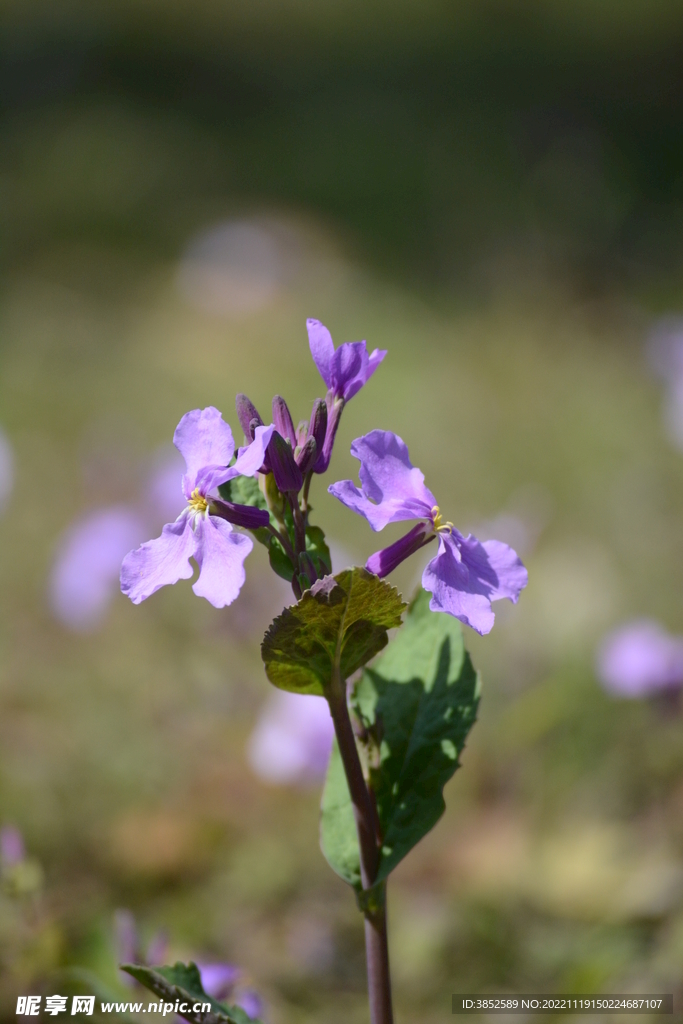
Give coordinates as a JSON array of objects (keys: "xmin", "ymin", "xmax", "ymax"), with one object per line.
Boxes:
[
  {"xmin": 326, "ymin": 667, "xmax": 394, "ymax": 1024},
  {"xmin": 365, "ymin": 900, "xmax": 393, "ymax": 1024}
]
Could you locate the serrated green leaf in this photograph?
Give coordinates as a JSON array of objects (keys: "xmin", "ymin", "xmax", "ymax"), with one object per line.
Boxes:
[
  {"xmin": 120, "ymin": 962, "xmax": 262, "ymax": 1024},
  {"xmin": 320, "ymin": 738, "xmax": 361, "ymax": 887},
  {"xmin": 261, "ymin": 567, "xmax": 406, "ymax": 696},
  {"xmin": 319, "ymin": 590, "xmax": 480, "ymax": 891}
]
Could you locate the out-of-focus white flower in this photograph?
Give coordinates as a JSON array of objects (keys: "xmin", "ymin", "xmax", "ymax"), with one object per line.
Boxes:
[
  {"xmin": 177, "ymin": 220, "xmax": 289, "ymax": 317},
  {"xmin": 248, "ymin": 689, "xmax": 335, "ymax": 787},
  {"xmin": 647, "ymin": 317, "xmax": 683, "ymax": 450}
]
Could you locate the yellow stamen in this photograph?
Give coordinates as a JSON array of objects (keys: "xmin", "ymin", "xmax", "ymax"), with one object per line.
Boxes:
[
  {"xmin": 188, "ymin": 487, "xmax": 209, "ymax": 515},
  {"xmin": 431, "ymin": 505, "xmax": 453, "ymax": 535}
]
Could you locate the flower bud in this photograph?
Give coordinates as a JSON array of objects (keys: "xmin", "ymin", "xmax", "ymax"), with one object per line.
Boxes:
[
  {"xmin": 308, "ymin": 398, "xmax": 327, "ymax": 453},
  {"xmin": 209, "ymin": 499, "xmax": 270, "ymax": 530},
  {"xmin": 296, "ymin": 420, "xmax": 309, "ymax": 447},
  {"xmin": 268, "ymin": 431, "xmax": 303, "ymax": 493},
  {"xmin": 236, "ymin": 394, "xmax": 263, "ymax": 441},
  {"xmin": 272, "ymin": 395, "xmax": 296, "ymax": 446},
  {"xmin": 294, "ymin": 436, "xmax": 317, "ymax": 474},
  {"xmin": 365, "ymin": 523, "xmax": 431, "ymax": 578},
  {"xmin": 314, "ymin": 394, "xmax": 343, "ymax": 474}
]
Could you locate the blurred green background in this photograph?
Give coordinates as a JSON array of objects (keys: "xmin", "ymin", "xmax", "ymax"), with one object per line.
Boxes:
[{"xmin": 2, "ymin": 1, "xmax": 683, "ymax": 1021}]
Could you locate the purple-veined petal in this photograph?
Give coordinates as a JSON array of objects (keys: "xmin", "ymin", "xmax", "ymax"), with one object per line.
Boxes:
[
  {"xmin": 120, "ymin": 515, "xmax": 196, "ymax": 605},
  {"xmin": 247, "ymin": 689, "xmax": 334, "ymax": 786},
  {"xmin": 341, "ymin": 344, "xmax": 387, "ymax": 401},
  {"xmin": 422, "ymin": 534, "xmax": 495, "ymax": 634},
  {"xmin": 192, "ymin": 516, "xmax": 252, "ymax": 607},
  {"xmin": 307, "ymin": 318, "xmax": 335, "ymax": 387},
  {"xmin": 328, "ymin": 429, "xmax": 435, "ymax": 529},
  {"xmin": 422, "ymin": 532, "xmax": 527, "ymax": 634},
  {"xmin": 197, "ymin": 424, "xmax": 274, "ymax": 494},
  {"xmin": 596, "ymin": 620, "xmax": 683, "ymax": 697},
  {"xmin": 354, "ymin": 431, "xmax": 436, "ymax": 509},
  {"xmin": 365, "ymin": 523, "xmax": 432, "ymax": 577},
  {"xmin": 51, "ymin": 506, "xmax": 148, "ymax": 629},
  {"xmin": 468, "ymin": 537, "xmax": 528, "ymax": 603},
  {"xmin": 173, "ymin": 407, "xmax": 235, "ymax": 497},
  {"xmin": 329, "ymin": 341, "xmax": 363, "ymax": 394}
]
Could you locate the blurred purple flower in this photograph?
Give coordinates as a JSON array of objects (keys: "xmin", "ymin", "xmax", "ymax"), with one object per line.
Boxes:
[
  {"xmin": 121, "ymin": 408, "xmax": 272, "ymax": 608},
  {"xmin": 236, "ymin": 991, "xmax": 263, "ymax": 1020},
  {"xmin": 197, "ymin": 964, "xmax": 240, "ymax": 1002},
  {"xmin": 50, "ymin": 507, "xmax": 148, "ymax": 631},
  {"xmin": 307, "ymin": 319, "xmax": 386, "ymax": 473},
  {"xmin": 247, "ymin": 689, "xmax": 335, "ymax": 787},
  {"xmin": 596, "ymin": 620, "xmax": 683, "ymax": 698},
  {"xmin": 114, "ymin": 909, "xmax": 169, "ymax": 984},
  {"xmin": 0, "ymin": 428, "xmax": 14, "ymax": 513},
  {"xmin": 329, "ymin": 429, "xmax": 528, "ymax": 635},
  {"xmin": 0, "ymin": 825, "xmax": 25, "ymax": 866}
]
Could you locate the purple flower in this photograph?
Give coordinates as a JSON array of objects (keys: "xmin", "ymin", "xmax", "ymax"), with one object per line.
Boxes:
[
  {"xmin": 0, "ymin": 825, "xmax": 25, "ymax": 866},
  {"xmin": 596, "ymin": 620, "xmax": 683, "ymax": 698},
  {"xmin": 247, "ymin": 689, "xmax": 335, "ymax": 786},
  {"xmin": 307, "ymin": 319, "xmax": 387, "ymax": 472},
  {"xmin": 0, "ymin": 428, "xmax": 14, "ymax": 513},
  {"xmin": 197, "ymin": 964, "xmax": 240, "ymax": 1001},
  {"xmin": 121, "ymin": 408, "xmax": 273, "ymax": 608},
  {"xmin": 329, "ymin": 430, "xmax": 528, "ymax": 635}
]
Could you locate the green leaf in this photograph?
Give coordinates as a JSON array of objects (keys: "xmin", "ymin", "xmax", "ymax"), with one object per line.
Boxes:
[
  {"xmin": 218, "ymin": 474, "xmax": 266, "ymax": 510},
  {"xmin": 261, "ymin": 567, "xmax": 406, "ymax": 696},
  {"xmin": 120, "ymin": 962, "xmax": 262, "ymax": 1024},
  {"xmin": 319, "ymin": 589, "xmax": 480, "ymax": 890},
  {"xmin": 305, "ymin": 524, "xmax": 332, "ymax": 578},
  {"xmin": 320, "ymin": 738, "xmax": 361, "ymax": 888},
  {"xmin": 268, "ymin": 535, "xmax": 295, "ymax": 581}
]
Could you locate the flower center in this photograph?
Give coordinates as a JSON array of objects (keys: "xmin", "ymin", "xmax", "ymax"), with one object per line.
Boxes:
[
  {"xmin": 431, "ymin": 505, "xmax": 454, "ymax": 534},
  {"xmin": 188, "ymin": 487, "xmax": 209, "ymax": 516}
]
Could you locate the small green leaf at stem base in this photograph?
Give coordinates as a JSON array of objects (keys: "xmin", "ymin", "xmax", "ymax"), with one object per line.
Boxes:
[
  {"xmin": 120, "ymin": 963, "xmax": 263, "ymax": 1024},
  {"xmin": 261, "ymin": 567, "xmax": 406, "ymax": 696},
  {"xmin": 319, "ymin": 588, "xmax": 480, "ymax": 892}
]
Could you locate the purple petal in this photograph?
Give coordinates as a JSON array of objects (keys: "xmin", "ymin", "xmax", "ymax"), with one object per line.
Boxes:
[
  {"xmin": 0, "ymin": 825, "xmax": 25, "ymax": 866},
  {"xmin": 314, "ymin": 395, "xmax": 343, "ymax": 474},
  {"xmin": 366, "ymin": 523, "xmax": 432, "ymax": 577},
  {"xmin": 192, "ymin": 517, "xmax": 252, "ymax": 607},
  {"xmin": 173, "ymin": 407, "xmax": 235, "ymax": 497},
  {"xmin": 422, "ymin": 532, "xmax": 527, "ymax": 635},
  {"xmin": 120, "ymin": 515, "xmax": 196, "ymax": 604},
  {"xmin": 341, "ymin": 344, "xmax": 387, "ymax": 401},
  {"xmin": 247, "ymin": 689, "xmax": 334, "ymax": 786},
  {"xmin": 51, "ymin": 506, "xmax": 148, "ymax": 630},
  {"xmin": 114, "ymin": 909, "xmax": 139, "ymax": 967},
  {"xmin": 237, "ymin": 992, "xmax": 263, "ymax": 1020},
  {"xmin": 328, "ymin": 429, "xmax": 435, "ymax": 530},
  {"xmin": 307, "ymin": 318, "xmax": 335, "ymax": 387},
  {"xmin": 329, "ymin": 341, "xmax": 363, "ymax": 394},
  {"xmin": 197, "ymin": 424, "xmax": 274, "ymax": 495},
  {"xmin": 235, "ymin": 393, "xmax": 263, "ymax": 440},
  {"xmin": 197, "ymin": 963, "xmax": 240, "ymax": 1001},
  {"xmin": 597, "ymin": 620, "xmax": 683, "ymax": 697}
]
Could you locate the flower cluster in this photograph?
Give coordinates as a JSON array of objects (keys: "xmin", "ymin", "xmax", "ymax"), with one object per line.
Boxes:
[{"xmin": 119, "ymin": 320, "xmax": 527, "ymax": 633}]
